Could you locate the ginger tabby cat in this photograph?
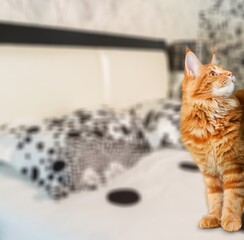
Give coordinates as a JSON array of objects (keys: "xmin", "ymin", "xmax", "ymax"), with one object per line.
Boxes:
[{"xmin": 180, "ymin": 49, "xmax": 244, "ymax": 232}]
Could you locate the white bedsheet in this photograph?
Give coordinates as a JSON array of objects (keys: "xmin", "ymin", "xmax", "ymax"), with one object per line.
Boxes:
[{"xmin": 0, "ymin": 149, "xmax": 243, "ymax": 240}]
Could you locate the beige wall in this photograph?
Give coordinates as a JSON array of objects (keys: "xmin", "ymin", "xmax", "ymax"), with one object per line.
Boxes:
[{"xmin": 0, "ymin": 0, "xmax": 210, "ymax": 42}]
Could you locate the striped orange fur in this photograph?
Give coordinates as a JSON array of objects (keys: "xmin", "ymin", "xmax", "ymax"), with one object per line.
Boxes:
[{"xmin": 180, "ymin": 49, "xmax": 244, "ymax": 232}]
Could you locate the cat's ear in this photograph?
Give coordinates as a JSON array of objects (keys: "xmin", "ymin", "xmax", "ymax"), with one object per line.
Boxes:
[
  {"xmin": 185, "ymin": 48, "xmax": 202, "ymax": 78},
  {"xmin": 210, "ymin": 49, "xmax": 218, "ymax": 64}
]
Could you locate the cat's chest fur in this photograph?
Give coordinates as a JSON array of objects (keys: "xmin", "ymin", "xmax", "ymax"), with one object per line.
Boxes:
[{"xmin": 181, "ymin": 98, "xmax": 242, "ymax": 176}]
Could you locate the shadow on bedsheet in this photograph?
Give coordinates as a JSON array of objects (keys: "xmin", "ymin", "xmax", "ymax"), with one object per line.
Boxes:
[{"xmin": 179, "ymin": 161, "xmax": 199, "ymax": 172}]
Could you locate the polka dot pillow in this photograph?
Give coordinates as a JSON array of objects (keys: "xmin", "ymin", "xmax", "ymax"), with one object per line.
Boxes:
[
  {"xmin": 0, "ymin": 99, "xmax": 182, "ymax": 200},
  {"xmin": 0, "ymin": 108, "xmax": 150, "ymax": 199}
]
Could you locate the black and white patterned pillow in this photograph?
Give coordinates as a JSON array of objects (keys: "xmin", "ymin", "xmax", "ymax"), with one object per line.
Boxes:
[
  {"xmin": 0, "ymin": 99, "xmax": 183, "ymax": 200},
  {"xmin": 0, "ymin": 108, "xmax": 150, "ymax": 199},
  {"xmin": 128, "ymin": 98, "xmax": 183, "ymax": 149}
]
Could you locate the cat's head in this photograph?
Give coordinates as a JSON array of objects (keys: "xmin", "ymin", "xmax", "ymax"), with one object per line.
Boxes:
[{"xmin": 182, "ymin": 49, "xmax": 235, "ymax": 100}]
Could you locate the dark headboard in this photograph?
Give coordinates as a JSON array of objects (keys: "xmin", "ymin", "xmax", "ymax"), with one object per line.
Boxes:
[{"xmin": 0, "ymin": 22, "xmax": 166, "ymax": 51}]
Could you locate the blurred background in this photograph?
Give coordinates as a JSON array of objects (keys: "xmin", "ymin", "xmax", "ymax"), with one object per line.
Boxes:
[{"xmin": 0, "ymin": 0, "xmax": 205, "ymax": 41}]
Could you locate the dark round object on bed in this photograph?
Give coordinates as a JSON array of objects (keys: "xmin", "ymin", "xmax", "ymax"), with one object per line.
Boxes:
[
  {"xmin": 179, "ymin": 161, "xmax": 199, "ymax": 172},
  {"xmin": 107, "ymin": 188, "xmax": 141, "ymax": 206}
]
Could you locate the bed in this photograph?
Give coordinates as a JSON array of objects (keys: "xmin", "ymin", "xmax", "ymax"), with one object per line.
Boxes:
[{"xmin": 0, "ymin": 22, "xmax": 243, "ymax": 240}]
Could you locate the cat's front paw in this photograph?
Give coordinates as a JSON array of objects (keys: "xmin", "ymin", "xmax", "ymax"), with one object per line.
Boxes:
[
  {"xmin": 221, "ymin": 216, "xmax": 242, "ymax": 232},
  {"xmin": 199, "ymin": 215, "xmax": 221, "ymax": 229}
]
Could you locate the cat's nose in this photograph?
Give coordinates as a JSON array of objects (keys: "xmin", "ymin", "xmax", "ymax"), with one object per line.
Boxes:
[
  {"xmin": 227, "ymin": 71, "xmax": 236, "ymax": 82},
  {"xmin": 227, "ymin": 71, "xmax": 233, "ymax": 77}
]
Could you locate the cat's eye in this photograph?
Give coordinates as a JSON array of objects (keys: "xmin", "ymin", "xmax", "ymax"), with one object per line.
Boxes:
[{"xmin": 209, "ymin": 71, "xmax": 217, "ymax": 77}]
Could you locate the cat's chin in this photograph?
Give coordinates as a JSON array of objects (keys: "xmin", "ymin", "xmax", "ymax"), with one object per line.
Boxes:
[{"xmin": 212, "ymin": 82, "xmax": 235, "ymax": 97}]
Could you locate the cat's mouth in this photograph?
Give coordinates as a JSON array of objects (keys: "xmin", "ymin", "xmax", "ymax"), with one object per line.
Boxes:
[
  {"xmin": 231, "ymin": 76, "xmax": 236, "ymax": 83},
  {"xmin": 223, "ymin": 75, "xmax": 236, "ymax": 88},
  {"xmin": 212, "ymin": 77, "xmax": 236, "ymax": 96}
]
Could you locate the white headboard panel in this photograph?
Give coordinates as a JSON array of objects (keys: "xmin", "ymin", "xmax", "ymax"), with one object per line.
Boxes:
[
  {"xmin": 0, "ymin": 46, "xmax": 104, "ymax": 122},
  {"xmin": 102, "ymin": 49, "xmax": 168, "ymax": 108},
  {"xmin": 0, "ymin": 23, "xmax": 169, "ymax": 123}
]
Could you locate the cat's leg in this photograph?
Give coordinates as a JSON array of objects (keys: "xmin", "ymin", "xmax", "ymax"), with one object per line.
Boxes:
[
  {"xmin": 221, "ymin": 164, "xmax": 244, "ymax": 232},
  {"xmin": 199, "ymin": 174, "xmax": 223, "ymax": 229}
]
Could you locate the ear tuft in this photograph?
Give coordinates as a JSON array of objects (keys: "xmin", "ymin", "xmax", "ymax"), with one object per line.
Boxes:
[
  {"xmin": 185, "ymin": 51, "xmax": 202, "ymax": 78},
  {"xmin": 210, "ymin": 49, "xmax": 218, "ymax": 64}
]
